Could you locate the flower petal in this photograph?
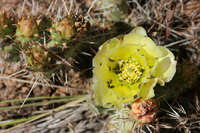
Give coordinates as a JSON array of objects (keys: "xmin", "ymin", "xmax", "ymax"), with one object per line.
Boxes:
[
  {"xmin": 92, "ymin": 77, "xmax": 116, "ymax": 107},
  {"xmin": 130, "ymin": 26, "xmax": 147, "ymax": 36},
  {"xmin": 93, "ymin": 38, "xmax": 120, "ymax": 67},
  {"xmin": 92, "ymin": 58, "xmax": 142, "ymax": 107},
  {"xmin": 152, "ymin": 56, "xmax": 176, "ymax": 85},
  {"xmin": 139, "ymin": 78, "xmax": 157, "ymax": 100},
  {"xmin": 123, "ymin": 33, "xmax": 163, "ymax": 58},
  {"xmin": 157, "ymin": 46, "xmax": 175, "ymax": 59}
]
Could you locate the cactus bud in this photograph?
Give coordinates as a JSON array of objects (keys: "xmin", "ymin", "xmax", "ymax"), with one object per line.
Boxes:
[
  {"xmin": 16, "ymin": 16, "xmax": 38, "ymax": 43},
  {"xmin": 130, "ymin": 98, "xmax": 157, "ymax": 124},
  {"xmin": 27, "ymin": 44, "xmax": 51, "ymax": 71},
  {"xmin": 48, "ymin": 15, "xmax": 90, "ymax": 48}
]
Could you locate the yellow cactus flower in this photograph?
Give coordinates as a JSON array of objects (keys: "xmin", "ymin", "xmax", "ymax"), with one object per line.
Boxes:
[{"xmin": 91, "ymin": 27, "xmax": 176, "ymax": 108}]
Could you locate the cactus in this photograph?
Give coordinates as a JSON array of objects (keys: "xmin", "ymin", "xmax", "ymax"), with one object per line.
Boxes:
[
  {"xmin": 107, "ymin": 107, "xmax": 136, "ymax": 133},
  {"xmin": 48, "ymin": 16, "xmax": 75, "ymax": 48},
  {"xmin": 25, "ymin": 14, "xmax": 89, "ymax": 72},
  {"xmin": 26, "ymin": 44, "xmax": 52, "ymax": 71},
  {"xmin": 37, "ymin": 15, "xmax": 52, "ymax": 34},
  {"xmin": 0, "ymin": 12, "xmax": 16, "ymax": 40},
  {"xmin": 48, "ymin": 15, "xmax": 89, "ymax": 48},
  {"xmin": 0, "ymin": 11, "xmax": 91, "ymax": 72},
  {"xmin": 36, "ymin": 15, "xmax": 52, "ymax": 41},
  {"xmin": 15, "ymin": 16, "xmax": 39, "ymax": 44},
  {"xmin": 0, "ymin": 12, "xmax": 17, "ymax": 61}
]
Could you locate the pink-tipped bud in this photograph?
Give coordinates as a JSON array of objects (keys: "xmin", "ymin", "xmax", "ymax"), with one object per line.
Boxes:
[{"xmin": 130, "ymin": 98, "xmax": 157, "ymax": 124}]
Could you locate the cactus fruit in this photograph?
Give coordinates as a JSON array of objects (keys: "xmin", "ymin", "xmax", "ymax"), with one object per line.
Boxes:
[
  {"xmin": 0, "ymin": 12, "xmax": 16, "ymax": 40},
  {"xmin": 15, "ymin": 16, "xmax": 39, "ymax": 44}
]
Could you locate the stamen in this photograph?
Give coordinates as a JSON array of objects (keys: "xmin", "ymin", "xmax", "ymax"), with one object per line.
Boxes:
[{"xmin": 114, "ymin": 57, "xmax": 144, "ymax": 84}]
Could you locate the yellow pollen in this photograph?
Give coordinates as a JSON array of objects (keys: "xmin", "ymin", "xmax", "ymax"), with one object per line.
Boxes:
[{"xmin": 117, "ymin": 58, "xmax": 144, "ymax": 84}]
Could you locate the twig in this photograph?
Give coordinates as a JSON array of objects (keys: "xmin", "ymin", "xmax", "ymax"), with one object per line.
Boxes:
[
  {"xmin": 69, "ymin": 0, "xmax": 73, "ymax": 15},
  {"xmin": 3, "ymin": 96, "xmax": 88, "ymax": 133},
  {"xmin": 46, "ymin": 0, "xmax": 54, "ymax": 15},
  {"xmin": 18, "ymin": 77, "xmax": 38, "ymax": 113},
  {"xmin": 164, "ymin": 39, "xmax": 190, "ymax": 48},
  {"xmin": 62, "ymin": 0, "xmax": 69, "ymax": 15},
  {"xmin": 87, "ymin": 0, "xmax": 98, "ymax": 15},
  {"xmin": 0, "ymin": 75, "xmax": 87, "ymax": 93},
  {"xmin": 0, "ymin": 96, "xmax": 86, "ymax": 111},
  {"xmin": 7, "ymin": 69, "xmax": 27, "ymax": 78},
  {"xmin": 130, "ymin": 0, "xmax": 190, "ymax": 38}
]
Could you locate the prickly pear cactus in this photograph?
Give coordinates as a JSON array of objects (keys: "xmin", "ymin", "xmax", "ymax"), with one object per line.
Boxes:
[
  {"xmin": 0, "ymin": 12, "xmax": 16, "ymax": 40},
  {"xmin": 48, "ymin": 16, "xmax": 75, "ymax": 48},
  {"xmin": 15, "ymin": 16, "xmax": 39, "ymax": 44},
  {"xmin": 37, "ymin": 15, "xmax": 52, "ymax": 34},
  {"xmin": 48, "ymin": 15, "xmax": 89, "ymax": 48},
  {"xmin": 26, "ymin": 44, "xmax": 52, "ymax": 71},
  {"xmin": 0, "ymin": 11, "xmax": 90, "ymax": 74}
]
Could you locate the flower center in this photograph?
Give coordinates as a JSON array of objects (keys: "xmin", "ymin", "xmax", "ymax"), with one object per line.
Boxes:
[{"xmin": 115, "ymin": 57, "xmax": 144, "ymax": 84}]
